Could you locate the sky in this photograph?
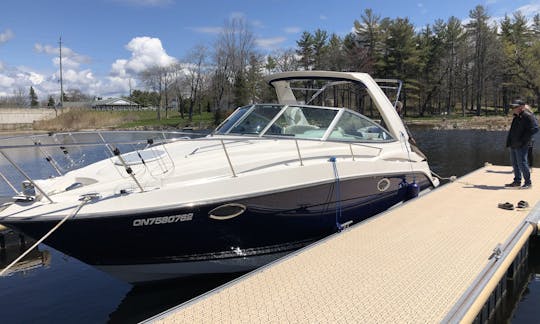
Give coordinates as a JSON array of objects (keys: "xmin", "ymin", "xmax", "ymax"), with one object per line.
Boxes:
[{"xmin": 0, "ymin": 0, "xmax": 539, "ymax": 101}]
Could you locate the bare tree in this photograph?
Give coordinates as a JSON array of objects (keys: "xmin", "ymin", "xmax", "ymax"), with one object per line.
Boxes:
[
  {"xmin": 265, "ymin": 49, "xmax": 299, "ymax": 73},
  {"xmin": 169, "ymin": 62, "xmax": 187, "ymax": 119},
  {"xmin": 211, "ymin": 16, "xmax": 257, "ymax": 121},
  {"xmin": 11, "ymin": 87, "xmax": 27, "ymax": 107},
  {"xmin": 184, "ymin": 44, "xmax": 208, "ymax": 120},
  {"xmin": 64, "ymin": 88, "xmax": 91, "ymax": 102},
  {"xmin": 140, "ymin": 65, "xmax": 175, "ymax": 120}
]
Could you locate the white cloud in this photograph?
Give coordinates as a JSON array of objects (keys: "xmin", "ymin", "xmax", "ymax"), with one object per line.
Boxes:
[
  {"xmin": 256, "ymin": 37, "xmax": 286, "ymax": 50},
  {"xmin": 111, "ymin": 59, "xmax": 129, "ymax": 78},
  {"xmin": 0, "ymin": 36, "xmax": 177, "ymax": 100},
  {"xmin": 34, "ymin": 43, "xmax": 57, "ymax": 55},
  {"xmin": 516, "ymin": 3, "xmax": 540, "ymax": 17},
  {"xmin": 284, "ymin": 27, "xmax": 301, "ymax": 34},
  {"xmin": 35, "ymin": 43, "xmax": 92, "ymax": 69},
  {"xmin": 230, "ymin": 12, "xmax": 246, "ymax": 20},
  {"xmin": 111, "ymin": 36, "xmax": 176, "ymax": 76},
  {"xmin": 107, "ymin": 36, "xmax": 176, "ymax": 94},
  {"xmin": 0, "ymin": 29, "xmax": 14, "ymax": 44},
  {"xmin": 106, "ymin": 76, "xmax": 132, "ymax": 95},
  {"xmin": 0, "ymin": 74, "xmax": 14, "ymax": 88},
  {"xmin": 0, "ymin": 67, "xmax": 51, "ymax": 98},
  {"xmin": 189, "ymin": 26, "xmax": 223, "ymax": 34},
  {"xmin": 251, "ymin": 20, "xmax": 264, "ymax": 29},
  {"xmin": 28, "ymin": 72, "xmax": 45, "ymax": 85},
  {"xmin": 61, "ymin": 69, "xmax": 95, "ymax": 85}
]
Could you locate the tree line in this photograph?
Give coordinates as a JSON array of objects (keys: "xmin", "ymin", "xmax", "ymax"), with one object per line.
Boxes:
[
  {"xmin": 2, "ymin": 5, "xmax": 539, "ymax": 122},
  {"xmin": 135, "ymin": 5, "xmax": 540, "ymax": 122}
]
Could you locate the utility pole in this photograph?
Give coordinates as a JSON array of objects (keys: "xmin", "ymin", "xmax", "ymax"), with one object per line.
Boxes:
[{"xmin": 59, "ymin": 36, "xmax": 64, "ymax": 109}]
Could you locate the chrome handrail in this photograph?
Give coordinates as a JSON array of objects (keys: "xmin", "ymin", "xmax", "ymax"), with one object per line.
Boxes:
[{"xmin": 0, "ymin": 130, "xmax": 387, "ymax": 203}]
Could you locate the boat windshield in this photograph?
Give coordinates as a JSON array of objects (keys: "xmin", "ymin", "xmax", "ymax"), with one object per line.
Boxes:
[{"xmin": 214, "ymin": 104, "xmax": 393, "ymax": 142}]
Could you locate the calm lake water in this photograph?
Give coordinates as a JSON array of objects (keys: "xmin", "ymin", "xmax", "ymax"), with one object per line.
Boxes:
[{"xmin": 0, "ymin": 128, "xmax": 538, "ymax": 323}]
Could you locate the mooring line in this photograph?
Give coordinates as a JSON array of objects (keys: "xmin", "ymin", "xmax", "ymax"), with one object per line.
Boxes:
[
  {"xmin": 329, "ymin": 156, "xmax": 343, "ymax": 231},
  {"xmin": 0, "ymin": 195, "xmax": 95, "ymax": 277}
]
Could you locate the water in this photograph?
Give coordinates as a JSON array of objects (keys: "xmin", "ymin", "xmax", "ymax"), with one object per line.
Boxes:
[{"xmin": 0, "ymin": 128, "xmax": 538, "ymax": 323}]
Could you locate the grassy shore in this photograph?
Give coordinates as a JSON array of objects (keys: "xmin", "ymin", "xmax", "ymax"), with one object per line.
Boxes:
[
  {"xmin": 32, "ymin": 109, "xmax": 217, "ymax": 131},
  {"xmin": 404, "ymin": 114, "xmax": 511, "ymax": 131},
  {"xmin": 30, "ymin": 109, "xmax": 513, "ymax": 132}
]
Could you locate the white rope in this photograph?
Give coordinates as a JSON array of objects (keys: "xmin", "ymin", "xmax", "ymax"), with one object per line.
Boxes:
[
  {"xmin": 0, "ymin": 196, "xmax": 94, "ymax": 276},
  {"xmin": 431, "ymin": 170, "xmax": 457, "ymax": 182}
]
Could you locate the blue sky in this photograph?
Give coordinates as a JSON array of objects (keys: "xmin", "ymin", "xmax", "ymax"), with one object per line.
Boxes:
[{"xmin": 0, "ymin": 0, "xmax": 538, "ymax": 100}]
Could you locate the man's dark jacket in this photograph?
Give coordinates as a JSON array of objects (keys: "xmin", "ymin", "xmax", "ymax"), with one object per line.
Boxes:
[{"xmin": 506, "ymin": 110, "xmax": 539, "ymax": 148}]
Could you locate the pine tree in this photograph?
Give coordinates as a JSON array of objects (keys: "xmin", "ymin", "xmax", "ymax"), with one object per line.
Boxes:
[
  {"xmin": 29, "ymin": 86, "xmax": 38, "ymax": 107},
  {"xmin": 47, "ymin": 95, "xmax": 55, "ymax": 107},
  {"xmin": 354, "ymin": 8, "xmax": 382, "ymax": 73},
  {"xmin": 296, "ymin": 31, "xmax": 314, "ymax": 70}
]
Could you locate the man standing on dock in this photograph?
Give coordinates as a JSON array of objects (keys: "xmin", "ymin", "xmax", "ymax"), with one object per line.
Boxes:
[{"xmin": 505, "ymin": 99, "xmax": 539, "ymax": 189}]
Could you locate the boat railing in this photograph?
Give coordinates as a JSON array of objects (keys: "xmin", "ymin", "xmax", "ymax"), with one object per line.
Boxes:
[
  {"xmin": 0, "ymin": 130, "xmax": 197, "ymax": 200},
  {"xmin": 0, "ymin": 130, "xmax": 384, "ymax": 202}
]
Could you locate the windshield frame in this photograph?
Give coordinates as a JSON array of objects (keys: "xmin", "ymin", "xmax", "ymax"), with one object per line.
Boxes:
[{"xmin": 212, "ymin": 104, "xmax": 395, "ymax": 143}]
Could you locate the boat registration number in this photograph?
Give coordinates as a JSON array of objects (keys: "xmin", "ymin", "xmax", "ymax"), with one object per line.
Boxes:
[{"xmin": 132, "ymin": 213, "xmax": 194, "ymax": 226}]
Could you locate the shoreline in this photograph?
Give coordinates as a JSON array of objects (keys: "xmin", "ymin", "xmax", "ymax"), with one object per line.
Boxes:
[
  {"xmin": 404, "ymin": 115, "xmax": 510, "ymax": 131},
  {"xmin": 0, "ymin": 116, "xmax": 512, "ymax": 135}
]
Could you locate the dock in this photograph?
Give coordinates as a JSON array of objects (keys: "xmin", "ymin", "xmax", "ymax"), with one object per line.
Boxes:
[{"xmin": 146, "ymin": 164, "xmax": 540, "ymax": 323}]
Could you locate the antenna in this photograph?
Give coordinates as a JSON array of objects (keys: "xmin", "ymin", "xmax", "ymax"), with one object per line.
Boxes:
[{"xmin": 59, "ymin": 36, "xmax": 64, "ymax": 108}]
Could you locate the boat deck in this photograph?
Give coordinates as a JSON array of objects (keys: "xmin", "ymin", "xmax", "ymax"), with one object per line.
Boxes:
[{"xmin": 147, "ymin": 164, "xmax": 540, "ymax": 323}]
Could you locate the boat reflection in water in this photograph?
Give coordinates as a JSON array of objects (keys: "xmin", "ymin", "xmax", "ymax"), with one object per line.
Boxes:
[
  {"xmin": 108, "ymin": 273, "xmax": 244, "ymax": 323},
  {"xmin": 0, "ymin": 228, "xmax": 51, "ymax": 276}
]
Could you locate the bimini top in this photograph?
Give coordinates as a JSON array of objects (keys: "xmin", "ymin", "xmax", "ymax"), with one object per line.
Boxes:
[{"xmin": 264, "ymin": 70, "xmax": 408, "ymax": 141}]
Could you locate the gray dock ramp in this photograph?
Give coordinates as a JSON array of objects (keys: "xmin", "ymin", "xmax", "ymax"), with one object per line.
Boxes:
[{"xmin": 148, "ymin": 165, "xmax": 540, "ymax": 323}]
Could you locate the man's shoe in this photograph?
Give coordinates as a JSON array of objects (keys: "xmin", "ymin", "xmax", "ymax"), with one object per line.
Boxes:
[
  {"xmin": 505, "ymin": 182, "xmax": 521, "ymax": 187},
  {"xmin": 521, "ymin": 183, "xmax": 532, "ymax": 189}
]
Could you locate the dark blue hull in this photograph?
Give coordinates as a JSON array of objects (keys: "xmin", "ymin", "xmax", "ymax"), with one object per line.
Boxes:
[{"xmin": 3, "ymin": 173, "xmax": 432, "ymax": 282}]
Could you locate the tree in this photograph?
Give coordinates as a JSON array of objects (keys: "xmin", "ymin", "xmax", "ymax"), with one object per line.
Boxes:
[
  {"xmin": 29, "ymin": 86, "xmax": 38, "ymax": 107},
  {"xmin": 211, "ymin": 16, "xmax": 257, "ymax": 118},
  {"xmin": 466, "ymin": 5, "xmax": 492, "ymax": 116},
  {"xmin": 47, "ymin": 95, "xmax": 55, "ymax": 108},
  {"xmin": 265, "ymin": 49, "xmax": 299, "ymax": 73},
  {"xmin": 184, "ymin": 44, "xmax": 209, "ymax": 120},
  {"xmin": 61, "ymin": 91, "xmax": 68, "ymax": 103},
  {"xmin": 296, "ymin": 31, "xmax": 314, "ymax": 70},
  {"xmin": 416, "ymin": 23, "xmax": 442, "ymax": 116},
  {"xmin": 501, "ymin": 12, "xmax": 540, "ymax": 109},
  {"xmin": 64, "ymin": 88, "xmax": 91, "ymax": 102},
  {"xmin": 232, "ymin": 71, "xmax": 248, "ymax": 107},
  {"xmin": 129, "ymin": 89, "xmax": 159, "ymax": 107},
  {"xmin": 139, "ymin": 65, "xmax": 174, "ymax": 120},
  {"xmin": 325, "ymin": 33, "xmax": 345, "ymax": 71},
  {"xmin": 353, "ymin": 8, "xmax": 382, "ymax": 73},
  {"xmin": 11, "ymin": 88, "xmax": 27, "ymax": 107},
  {"xmin": 381, "ymin": 18, "xmax": 421, "ymax": 111},
  {"xmin": 342, "ymin": 32, "xmax": 371, "ymax": 72},
  {"xmin": 246, "ymin": 53, "xmax": 265, "ymax": 104},
  {"xmin": 443, "ymin": 17, "xmax": 466, "ymax": 115},
  {"xmin": 312, "ymin": 29, "xmax": 328, "ymax": 70}
]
